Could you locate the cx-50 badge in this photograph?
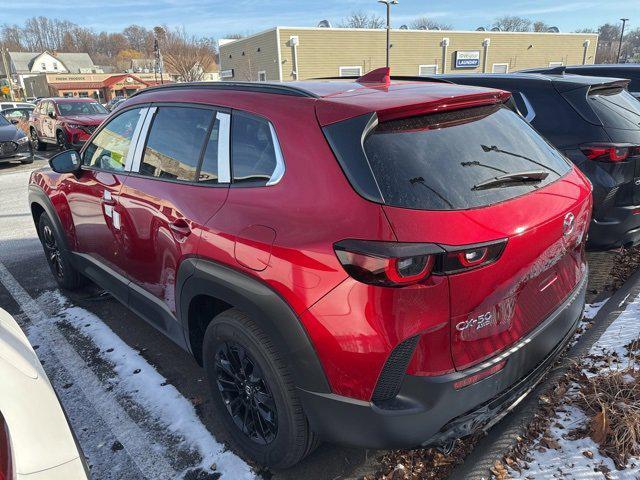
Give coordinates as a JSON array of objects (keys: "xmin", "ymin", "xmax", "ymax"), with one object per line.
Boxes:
[
  {"xmin": 456, "ymin": 312, "xmax": 493, "ymax": 331},
  {"xmin": 563, "ymin": 212, "xmax": 575, "ymax": 236}
]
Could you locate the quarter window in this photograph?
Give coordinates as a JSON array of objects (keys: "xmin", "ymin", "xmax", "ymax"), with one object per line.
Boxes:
[
  {"xmin": 139, "ymin": 107, "xmax": 214, "ymax": 181},
  {"xmin": 83, "ymin": 108, "xmax": 144, "ymax": 171},
  {"xmin": 231, "ymin": 111, "xmax": 280, "ymax": 184}
]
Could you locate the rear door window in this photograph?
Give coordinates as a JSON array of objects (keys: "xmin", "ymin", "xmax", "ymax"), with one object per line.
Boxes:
[
  {"xmin": 363, "ymin": 105, "xmax": 571, "ymax": 210},
  {"xmin": 588, "ymin": 87, "xmax": 640, "ymax": 130},
  {"xmin": 139, "ymin": 107, "xmax": 214, "ymax": 182}
]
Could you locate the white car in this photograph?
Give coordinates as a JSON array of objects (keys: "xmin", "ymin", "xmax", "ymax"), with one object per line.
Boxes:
[
  {"xmin": 0, "ymin": 103, "xmax": 35, "ymax": 112},
  {"xmin": 0, "ymin": 308, "xmax": 89, "ymax": 479}
]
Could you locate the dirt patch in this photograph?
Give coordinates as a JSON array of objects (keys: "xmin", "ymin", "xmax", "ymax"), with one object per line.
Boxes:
[{"xmin": 611, "ymin": 246, "xmax": 640, "ymax": 290}]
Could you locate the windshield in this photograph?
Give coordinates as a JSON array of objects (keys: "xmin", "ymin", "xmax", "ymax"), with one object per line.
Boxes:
[
  {"xmin": 588, "ymin": 87, "xmax": 640, "ymax": 130},
  {"xmin": 363, "ymin": 105, "xmax": 571, "ymax": 210},
  {"xmin": 57, "ymin": 101, "xmax": 108, "ymax": 116}
]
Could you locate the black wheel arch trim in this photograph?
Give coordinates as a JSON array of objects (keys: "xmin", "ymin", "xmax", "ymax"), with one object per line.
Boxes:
[
  {"xmin": 177, "ymin": 257, "xmax": 332, "ymax": 394},
  {"xmin": 28, "ymin": 185, "xmax": 71, "ymax": 251}
]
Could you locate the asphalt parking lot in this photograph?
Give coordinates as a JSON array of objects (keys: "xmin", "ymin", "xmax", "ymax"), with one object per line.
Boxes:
[
  {"xmin": 0, "ymin": 152, "xmax": 369, "ymax": 479},
  {"xmin": 0, "ymin": 151, "xmax": 620, "ymax": 480}
]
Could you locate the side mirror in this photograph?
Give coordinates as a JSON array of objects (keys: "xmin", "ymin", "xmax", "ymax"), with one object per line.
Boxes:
[
  {"xmin": 48, "ymin": 111, "xmax": 56, "ymax": 119},
  {"xmin": 50, "ymin": 149, "xmax": 82, "ymax": 174}
]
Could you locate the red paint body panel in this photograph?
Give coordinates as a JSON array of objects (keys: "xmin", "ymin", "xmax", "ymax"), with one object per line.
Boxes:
[{"xmin": 117, "ymin": 176, "xmax": 229, "ymax": 314}]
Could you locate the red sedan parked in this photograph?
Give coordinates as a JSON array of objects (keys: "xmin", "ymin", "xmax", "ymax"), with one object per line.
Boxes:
[
  {"xmin": 29, "ymin": 97, "xmax": 108, "ymax": 151},
  {"xmin": 28, "ymin": 68, "xmax": 592, "ymax": 468}
]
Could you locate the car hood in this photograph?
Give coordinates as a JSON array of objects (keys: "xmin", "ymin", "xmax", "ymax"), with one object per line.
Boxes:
[
  {"xmin": 61, "ymin": 114, "xmax": 107, "ymax": 125},
  {"xmin": 0, "ymin": 124, "xmax": 23, "ymax": 142}
]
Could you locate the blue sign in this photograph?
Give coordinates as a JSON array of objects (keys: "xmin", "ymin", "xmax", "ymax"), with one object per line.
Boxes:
[{"xmin": 455, "ymin": 51, "xmax": 481, "ymax": 68}]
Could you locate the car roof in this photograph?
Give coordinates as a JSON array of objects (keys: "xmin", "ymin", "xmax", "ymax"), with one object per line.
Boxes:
[
  {"xmin": 39, "ymin": 97, "xmax": 98, "ymax": 103},
  {"xmin": 130, "ymin": 79, "xmax": 510, "ymax": 126},
  {"xmin": 440, "ymin": 72, "xmax": 630, "ymax": 92}
]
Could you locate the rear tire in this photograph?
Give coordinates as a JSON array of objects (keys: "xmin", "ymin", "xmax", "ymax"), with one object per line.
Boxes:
[
  {"xmin": 202, "ymin": 308, "xmax": 319, "ymax": 469},
  {"xmin": 37, "ymin": 214, "xmax": 84, "ymax": 290},
  {"xmin": 30, "ymin": 128, "xmax": 47, "ymax": 151}
]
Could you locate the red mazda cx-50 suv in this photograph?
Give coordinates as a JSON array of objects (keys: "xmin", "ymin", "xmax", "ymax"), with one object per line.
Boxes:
[{"xmin": 29, "ymin": 68, "xmax": 592, "ymax": 468}]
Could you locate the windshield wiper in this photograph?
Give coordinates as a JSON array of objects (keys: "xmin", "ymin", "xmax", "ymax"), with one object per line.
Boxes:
[{"xmin": 472, "ymin": 170, "xmax": 549, "ymax": 191}]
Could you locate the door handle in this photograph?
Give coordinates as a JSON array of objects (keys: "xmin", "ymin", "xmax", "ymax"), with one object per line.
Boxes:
[{"xmin": 169, "ymin": 219, "xmax": 191, "ymax": 237}]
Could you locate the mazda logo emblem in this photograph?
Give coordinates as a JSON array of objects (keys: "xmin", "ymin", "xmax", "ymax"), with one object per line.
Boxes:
[{"xmin": 563, "ymin": 212, "xmax": 575, "ymax": 236}]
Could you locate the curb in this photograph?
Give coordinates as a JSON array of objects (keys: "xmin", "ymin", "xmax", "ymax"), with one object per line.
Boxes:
[{"xmin": 446, "ymin": 267, "xmax": 640, "ymax": 480}]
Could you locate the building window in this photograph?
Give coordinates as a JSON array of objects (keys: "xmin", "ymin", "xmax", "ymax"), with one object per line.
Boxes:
[
  {"xmin": 258, "ymin": 71, "xmax": 267, "ymax": 82},
  {"xmin": 339, "ymin": 66, "xmax": 363, "ymax": 77},
  {"xmin": 418, "ymin": 65, "xmax": 438, "ymax": 76},
  {"xmin": 492, "ymin": 63, "xmax": 509, "ymax": 74},
  {"xmin": 548, "ymin": 61, "xmax": 564, "ymax": 67},
  {"xmin": 40, "ymin": 62, "xmax": 46, "ymax": 70},
  {"xmin": 53, "ymin": 63, "xmax": 58, "ymax": 70},
  {"xmin": 63, "ymin": 92, "xmax": 73, "ymax": 97},
  {"xmin": 79, "ymin": 91, "xmax": 89, "ymax": 98}
]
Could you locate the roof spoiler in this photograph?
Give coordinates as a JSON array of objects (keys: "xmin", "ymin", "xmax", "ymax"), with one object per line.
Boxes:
[{"xmin": 312, "ymin": 66, "xmax": 453, "ymax": 85}]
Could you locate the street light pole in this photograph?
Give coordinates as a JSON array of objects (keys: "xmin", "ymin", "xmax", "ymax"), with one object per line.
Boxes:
[
  {"xmin": 378, "ymin": 0, "xmax": 398, "ymax": 68},
  {"xmin": 617, "ymin": 18, "xmax": 629, "ymax": 63}
]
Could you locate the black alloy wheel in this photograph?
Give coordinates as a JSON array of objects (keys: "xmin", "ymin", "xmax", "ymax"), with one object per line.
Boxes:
[
  {"xmin": 41, "ymin": 224, "xmax": 64, "ymax": 281},
  {"xmin": 214, "ymin": 341, "xmax": 278, "ymax": 445},
  {"xmin": 56, "ymin": 130, "xmax": 67, "ymax": 150}
]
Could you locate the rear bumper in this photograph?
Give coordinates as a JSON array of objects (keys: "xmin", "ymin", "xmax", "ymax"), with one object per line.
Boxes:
[
  {"xmin": 588, "ymin": 206, "xmax": 640, "ymax": 250},
  {"xmin": 299, "ymin": 270, "xmax": 587, "ymax": 449}
]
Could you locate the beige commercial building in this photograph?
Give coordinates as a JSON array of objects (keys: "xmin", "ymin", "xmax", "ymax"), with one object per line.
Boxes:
[{"xmin": 219, "ymin": 27, "xmax": 599, "ymax": 82}]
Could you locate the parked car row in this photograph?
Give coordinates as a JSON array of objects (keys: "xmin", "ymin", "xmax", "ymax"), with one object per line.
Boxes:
[{"xmin": 12, "ymin": 63, "xmax": 640, "ymax": 471}]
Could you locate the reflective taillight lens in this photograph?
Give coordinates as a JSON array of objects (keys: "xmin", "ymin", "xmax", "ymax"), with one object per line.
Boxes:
[
  {"xmin": 581, "ymin": 144, "xmax": 640, "ymax": 162},
  {"xmin": 334, "ymin": 239, "xmax": 507, "ymax": 287},
  {"xmin": 441, "ymin": 241, "xmax": 507, "ymax": 274},
  {"xmin": 0, "ymin": 414, "xmax": 12, "ymax": 480}
]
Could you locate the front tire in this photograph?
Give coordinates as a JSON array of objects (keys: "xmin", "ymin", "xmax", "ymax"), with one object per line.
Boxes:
[
  {"xmin": 30, "ymin": 128, "xmax": 47, "ymax": 151},
  {"xmin": 37, "ymin": 214, "xmax": 84, "ymax": 290},
  {"xmin": 202, "ymin": 309, "xmax": 319, "ymax": 469},
  {"xmin": 56, "ymin": 130, "xmax": 69, "ymax": 150}
]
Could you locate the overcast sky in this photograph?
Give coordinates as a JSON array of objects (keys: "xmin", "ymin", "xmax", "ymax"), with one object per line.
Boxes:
[{"xmin": 3, "ymin": 0, "xmax": 638, "ymax": 37}]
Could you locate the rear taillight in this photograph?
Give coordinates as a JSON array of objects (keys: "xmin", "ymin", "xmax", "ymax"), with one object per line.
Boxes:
[
  {"xmin": 334, "ymin": 239, "xmax": 507, "ymax": 287},
  {"xmin": 0, "ymin": 414, "xmax": 12, "ymax": 480},
  {"xmin": 581, "ymin": 144, "xmax": 640, "ymax": 162}
]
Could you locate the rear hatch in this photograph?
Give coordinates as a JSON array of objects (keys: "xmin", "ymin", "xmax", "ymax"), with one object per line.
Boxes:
[{"xmin": 361, "ymin": 104, "xmax": 591, "ymax": 370}]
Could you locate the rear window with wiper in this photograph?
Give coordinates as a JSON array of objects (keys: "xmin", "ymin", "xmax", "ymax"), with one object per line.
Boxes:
[
  {"xmin": 363, "ymin": 105, "xmax": 571, "ymax": 210},
  {"xmin": 588, "ymin": 86, "xmax": 640, "ymax": 130}
]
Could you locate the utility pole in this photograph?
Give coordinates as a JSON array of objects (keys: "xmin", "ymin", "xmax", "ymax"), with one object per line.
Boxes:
[
  {"xmin": 153, "ymin": 26, "xmax": 166, "ymax": 84},
  {"xmin": 617, "ymin": 18, "xmax": 629, "ymax": 63},
  {"xmin": 378, "ymin": 0, "xmax": 398, "ymax": 68},
  {"xmin": 1, "ymin": 49, "xmax": 16, "ymax": 101}
]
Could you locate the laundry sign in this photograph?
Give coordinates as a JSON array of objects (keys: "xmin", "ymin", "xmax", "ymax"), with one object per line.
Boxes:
[{"xmin": 455, "ymin": 51, "xmax": 481, "ymax": 68}]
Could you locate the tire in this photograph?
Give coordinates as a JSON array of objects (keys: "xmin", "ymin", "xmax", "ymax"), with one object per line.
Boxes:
[
  {"xmin": 37, "ymin": 214, "xmax": 84, "ymax": 290},
  {"xmin": 20, "ymin": 154, "xmax": 34, "ymax": 165},
  {"xmin": 30, "ymin": 128, "xmax": 47, "ymax": 151},
  {"xmin": 202, "ymin": 308, "xmax": 320, "ymax": 469},
  {"xmin": 56, "ymin": 130, "xmax": 69, "ymax": 150}
]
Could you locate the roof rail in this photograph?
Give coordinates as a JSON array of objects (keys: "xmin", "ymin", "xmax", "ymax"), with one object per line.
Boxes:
[
  {"xmin": 310, "ymin": 74, "xmax": 453, "ymax": 85},
  {"xmin": 130, "ymin": 81, "xmax": 319, "ymax": 99}
]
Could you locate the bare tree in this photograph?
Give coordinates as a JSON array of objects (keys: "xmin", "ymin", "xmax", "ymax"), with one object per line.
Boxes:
[
  {"xmin": 409, "ymin": 17, "xmax": 452, "ymax": 30},
  {"xmin": 533, "ymin": 21, "xmax": 550, "ymax": 32},
  {"xmin": 161, "ymin": 27, "xmax": 217, "ymax": 82},
  {"xmin": 492, "ymin": 15, "xmax": 532, "ymax": 32},
  {"xmin": 123, "ymin": 25, "xmax": 154, "ymax": 54},
  {"xmin": 340, "ymin": 10, "xmax": 384, "ymax": 29}
]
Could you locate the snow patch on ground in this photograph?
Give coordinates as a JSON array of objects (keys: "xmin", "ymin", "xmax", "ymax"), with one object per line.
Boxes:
[
  {"xmin": 509, "ymin": 298, "xmax": 640, "ymax": 479},
  {"xmin": 36, "ymin": 290, "xmax": 256, "ymax": 480}
]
